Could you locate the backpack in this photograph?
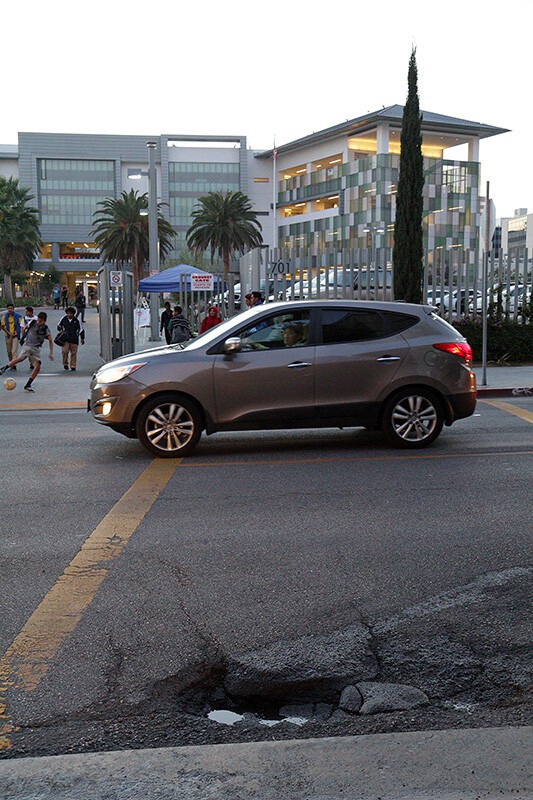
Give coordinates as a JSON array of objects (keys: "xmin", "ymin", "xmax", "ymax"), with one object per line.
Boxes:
[{"xmin": 170, "ymin": 317, "xmax": 191, "ymax": 344}]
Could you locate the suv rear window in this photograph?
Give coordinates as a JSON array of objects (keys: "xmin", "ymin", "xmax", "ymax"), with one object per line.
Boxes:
[{"xmin": 382, "ymin": 311, "xmax": 419, "ymax": 334}]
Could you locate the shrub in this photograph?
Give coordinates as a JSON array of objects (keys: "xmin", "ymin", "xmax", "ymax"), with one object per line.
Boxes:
[{"xmin": 454, "ymin": 318, "xmax": 533, "ymax": 364}]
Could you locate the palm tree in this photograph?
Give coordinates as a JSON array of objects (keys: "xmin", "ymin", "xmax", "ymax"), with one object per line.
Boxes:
[
  {"xmin": 91, "ymin": 189, "xmax": 175, "ymax": 290},
  {"xmin": 186, "ymin": 191, "xmax": 263, "ymax": 276},
  {"xmin": 0, "ymin": 177, "xmax": 42, "ymax": 303}
]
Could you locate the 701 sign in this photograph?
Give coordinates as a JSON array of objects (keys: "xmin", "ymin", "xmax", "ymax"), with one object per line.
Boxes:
[{"xmin": 269, "ymin": 259, "xmax": 291, "ymax": 276}]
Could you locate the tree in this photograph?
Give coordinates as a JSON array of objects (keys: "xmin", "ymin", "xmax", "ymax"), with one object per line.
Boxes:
[
  {"xmin": 393, "ymin": 48, "xmax": 425, "ymax": 303},
  {"xmin": 186, "ymin": 191, "xmax": 263, "ymax": 276},
  {"xmin": 0, "ymin": 177, "xmax": 42, "ymax": 303},
  {"xmin": 91, "ymin": 189, "xmax": 175, "ymax": 290}
]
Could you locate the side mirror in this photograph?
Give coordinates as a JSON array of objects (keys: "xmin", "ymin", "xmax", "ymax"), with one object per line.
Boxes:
[{"xmin": 223, "ymin": 337, "xmax": 242, "ymax": 354}]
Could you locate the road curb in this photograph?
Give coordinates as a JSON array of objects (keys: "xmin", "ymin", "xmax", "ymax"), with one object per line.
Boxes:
[
  {"xmin": 476, "ymin": 387, "xmax": 532, "ymax": 398},
  {"xmin": 0, "ymin": 726, "xmax": 530, "ymax": 800}
]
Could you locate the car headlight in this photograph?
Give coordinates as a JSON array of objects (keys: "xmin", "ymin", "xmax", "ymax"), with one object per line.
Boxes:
[{"xmin": 95, "ymin": 362, "xmax": 146, "ymax": 385}]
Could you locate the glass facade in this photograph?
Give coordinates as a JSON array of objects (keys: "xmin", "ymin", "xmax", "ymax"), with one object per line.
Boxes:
[
  {"xmin": 168, "ymin": 161, "xmax": 240, "ymax": 247},
  {"xmin": 38, "ymin": 159, "xmax": 115, "ymax": 224},
  {"xmin": 277, "ymin": 153, "xmax": 480, "ymax": 268}
]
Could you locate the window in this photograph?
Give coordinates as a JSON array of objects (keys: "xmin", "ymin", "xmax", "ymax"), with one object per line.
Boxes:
[
  {"xmin": 382, "ymin": 311, "xmax": 418, "ymax": 335},
  {"xmin": 239, "ymin": 311, "xmax": 310, "ymax": 350},
  {"xmin": 443, "ymin": 164, "xmax": 467, "ymax": 194},
  {"xmin": 321, "ymin": 309, "xmax": 385, "ymax": 343}
]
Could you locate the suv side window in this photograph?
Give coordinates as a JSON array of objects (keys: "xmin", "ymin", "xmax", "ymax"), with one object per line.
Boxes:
[
  {"xmin": 321, "ymin": 308, "xmax": 385, "ymax": 343},
  {"xmin": 239, "ymin": 311, "xmax": 311, "ymax": 350}
]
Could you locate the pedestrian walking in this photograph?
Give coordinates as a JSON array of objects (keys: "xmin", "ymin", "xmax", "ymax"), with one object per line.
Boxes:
[
  {"xmin": 0, "ymin": 312, "xmax": 54, "ymax": 392},
  {"xmin": 160, "ymin": 301, "xmax": 173, "ymax": 345},
  {"xmin": 244, "ymin": 291, "xmax": 264, "ymax": 309},
  {"xmin": 52, "ymin": 287, "xmax": 61, "ymax": 309},
  {"xmin": 60, "ymin": 285, "xmax": 68, "ymax": 310},
  {"xmin": 75, "ymin": 289, "xmax": 87, "ymax": 322},
  {"xmin": 167, "ymin": 306, "xmax": 191, "ymax": 344},
  {"xmin": 1, "ymin": 303, "xmax": 23, "ymax": 369},
  {"xmin": 199, "ymin": 305, "xmax": 221, "ymax": 333},
  {"xmin": 57, "ymin": 307, "xmax": 85, "ymax": 371}
]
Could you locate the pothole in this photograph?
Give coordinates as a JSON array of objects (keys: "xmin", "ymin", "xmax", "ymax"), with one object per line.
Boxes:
[{"xmin": 207, "ymin": 706, "xmax": 309, "ymax": 727}]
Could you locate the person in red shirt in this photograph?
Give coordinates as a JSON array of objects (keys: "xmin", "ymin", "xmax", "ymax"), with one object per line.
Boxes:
[{"xmin": 199, "ymin": 306, "xmax": 221, "ymax": 334}]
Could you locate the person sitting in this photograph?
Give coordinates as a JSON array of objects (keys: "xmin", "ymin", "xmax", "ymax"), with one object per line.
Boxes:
[{"xmin": 282, "ymin": 321, "xmax": 307, "ymax": 347}]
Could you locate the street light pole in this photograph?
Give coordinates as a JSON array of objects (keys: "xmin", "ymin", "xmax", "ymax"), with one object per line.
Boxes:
[{"xmin": 147, "ymin": 141, "xmax": 160, "ymax": 341}]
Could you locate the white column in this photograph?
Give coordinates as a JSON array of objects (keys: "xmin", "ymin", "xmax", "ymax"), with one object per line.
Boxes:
[
  {"xmin": 468, "ymin": 137, "xmax": 480, "ymax": 162},
  {"xmin": 376, "ymin": 123, "xmax": 390, "ymax": 155}
]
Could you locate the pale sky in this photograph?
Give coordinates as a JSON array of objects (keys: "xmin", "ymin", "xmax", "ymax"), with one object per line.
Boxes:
[{"xmin": 3, "ymin": 0, "xmax": 530, "ymax": 220}]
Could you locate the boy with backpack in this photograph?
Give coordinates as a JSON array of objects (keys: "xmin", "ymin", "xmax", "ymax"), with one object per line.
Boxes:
[{"xmin": 167, "ymin": 306, "xmax": 191, "ymax": 344}]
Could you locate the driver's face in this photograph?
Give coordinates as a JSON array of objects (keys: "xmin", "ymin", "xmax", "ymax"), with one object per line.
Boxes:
[{"xmin": 283, "ymin": 328, "xmax": 299, "ymax": 346}]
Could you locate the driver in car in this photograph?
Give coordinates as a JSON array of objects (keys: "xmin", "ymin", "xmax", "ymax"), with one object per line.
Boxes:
[{"xmin": 282, "ymin": 321, "xmax": 307, "ymax": 347}]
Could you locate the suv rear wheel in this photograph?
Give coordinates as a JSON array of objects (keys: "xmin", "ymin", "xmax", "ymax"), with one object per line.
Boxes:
[
  {"xmin": 382, "ymin": 389, "xmax": 444, "ymax": 448},
  {"xmin": 136, "ymin": 394, "xmax": 202, "ymax": 458}
]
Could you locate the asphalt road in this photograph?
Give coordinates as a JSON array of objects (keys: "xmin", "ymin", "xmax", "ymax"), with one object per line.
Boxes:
[{"xmin": 0, "ymin": 398, "xmax": 531, "ymax": 759}]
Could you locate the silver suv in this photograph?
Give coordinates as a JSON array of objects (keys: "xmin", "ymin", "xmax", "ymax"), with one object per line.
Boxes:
[{"xmin": 89, "ymin": 300, "xmax": 476, "ymax": 457}]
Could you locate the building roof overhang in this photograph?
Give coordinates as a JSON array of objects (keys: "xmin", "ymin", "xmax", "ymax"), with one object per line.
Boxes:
[
  {"xmin": 255, "ymin": 105, "xmax": 510, "ymax": 158},
  {"xmin": 0, "ymin": 144, "xmax": 18, "ymax": 159}
]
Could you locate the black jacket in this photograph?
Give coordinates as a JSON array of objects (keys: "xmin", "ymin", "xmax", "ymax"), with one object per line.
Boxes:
[{"xmin": 58, "ymin": 316, "xmax": 85, "ymax": 344}]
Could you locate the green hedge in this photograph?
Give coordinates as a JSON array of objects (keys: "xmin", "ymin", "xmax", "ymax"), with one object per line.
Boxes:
[
  {"xmin": 454, "ymin": 320, "xmax": 533, "ymax": 365},
  {"xmin": 0, "ymin": 296, "xmax": 45, "ymax": 309}
]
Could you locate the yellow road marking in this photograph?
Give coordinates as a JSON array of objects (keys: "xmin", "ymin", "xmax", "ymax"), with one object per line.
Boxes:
[
  {"xmin": 0, "ymin": 458, "xmax": 180, "ymax": 750},
  {"xmin": 481, "ymin": 398, "xmax": 533, "ymax": 424},
  {"xmin": 181, "ymin": 449, "xmax": 533, "ymax": 469},
  {"xmin": 0, "ymin": 402, "xmax": 86, "ymax": 411}
]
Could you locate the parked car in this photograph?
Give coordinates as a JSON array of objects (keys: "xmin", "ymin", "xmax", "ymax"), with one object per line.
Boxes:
[
  {"xmin": 487, "ymin": 285, "xmax": 532, "ymax": 314},
  {"xmin": 285, "ymin": 269, "xmax": 392, "ymax": 301},
  {"xmin": 89, "ymin": 300, "xmax": 476, "ymax": 457},
  {"xmin": 225, "ymin": 278, "xmax": 291, "ymax": 306},
  {"xmin": 428, "ymin": 288, "xmax": 482, "ymax": 315}
]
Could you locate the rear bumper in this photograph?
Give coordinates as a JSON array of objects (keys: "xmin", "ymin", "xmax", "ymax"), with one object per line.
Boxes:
[{"xmin": 446, "ymin": 391, "xmax": 477, "ymax": 423}]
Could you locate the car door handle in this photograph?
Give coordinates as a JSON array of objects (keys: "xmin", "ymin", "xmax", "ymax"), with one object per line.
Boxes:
[
  {"xmin": 287, "ymin": 361, "xmax": 312, "ymax": 369},
  {"xmin": 377, "ymin": 356, "xmax": 401, "ymax": 362}
]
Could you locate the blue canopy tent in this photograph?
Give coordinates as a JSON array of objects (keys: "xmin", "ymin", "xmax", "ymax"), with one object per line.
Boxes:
[{"xmin": 138, "ymin": 264, "xmax": 224, "ymax": 292}]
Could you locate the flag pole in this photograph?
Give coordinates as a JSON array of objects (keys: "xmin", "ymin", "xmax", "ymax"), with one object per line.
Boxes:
[{"xmin": 272, "ymin": 137, "xmax": 277, "ymax": 257}]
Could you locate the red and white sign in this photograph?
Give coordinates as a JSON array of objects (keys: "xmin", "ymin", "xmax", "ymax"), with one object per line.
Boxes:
[
  {"xmin": 190, "ymin": 273, "xmax": 214, "ymax": 291},
  {"xmin": 109, "ymin": 271, "xmax": 123, "ymax": 287}
]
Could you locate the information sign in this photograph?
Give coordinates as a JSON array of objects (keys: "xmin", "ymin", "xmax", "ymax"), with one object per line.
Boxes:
[{"xmin": 191, "ymin": 273, "xmax": 214, "ymax": 291}]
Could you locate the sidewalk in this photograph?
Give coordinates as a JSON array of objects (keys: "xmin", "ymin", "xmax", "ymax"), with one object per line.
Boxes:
[{"xmin": 0, "ymin": 726, "xmax": 531, "ymax": 800}]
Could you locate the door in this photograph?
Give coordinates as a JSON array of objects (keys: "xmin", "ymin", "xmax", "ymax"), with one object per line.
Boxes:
[
  {"xmin": 212, "ymin": 309, "xmax": 315, "ymax": 427},
  {"xmin": 314, "ymin": 306, "xmax": 410, "ymax": 421}
]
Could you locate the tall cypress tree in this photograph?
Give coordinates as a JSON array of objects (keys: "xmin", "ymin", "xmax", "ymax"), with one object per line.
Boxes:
[{"xmin": 393, "ymin": 48, "xmax": 424, "ymax": 303}]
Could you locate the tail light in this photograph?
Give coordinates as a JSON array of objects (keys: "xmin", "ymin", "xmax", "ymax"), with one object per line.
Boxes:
[{"xmin": 433, "ymin": 342, "xmax": 472, "ymax": 363}]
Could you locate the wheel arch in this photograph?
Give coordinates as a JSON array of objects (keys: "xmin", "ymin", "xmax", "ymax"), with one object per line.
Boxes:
[
  {"xmin": 131, "ymin": 390, "xmax": 208, "ymax": 437},
  {"xmin": 378, "ymin": 383, "xmax": 453, "ymax": 429}
]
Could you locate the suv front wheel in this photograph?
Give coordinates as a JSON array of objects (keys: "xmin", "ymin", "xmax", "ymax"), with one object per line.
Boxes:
[
  {"xmin": 136, "ymin": 394, "xmax": 202, "ymax": 458},
  {"xmin": 382, "ymin": 389, "xmax": 444, "ymax": 448}
]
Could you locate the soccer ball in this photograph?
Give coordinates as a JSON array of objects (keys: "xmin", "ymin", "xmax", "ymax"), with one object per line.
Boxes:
[{"xmin": 3, "ymin": 377, "xmax": 16, "ymax": 391}]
